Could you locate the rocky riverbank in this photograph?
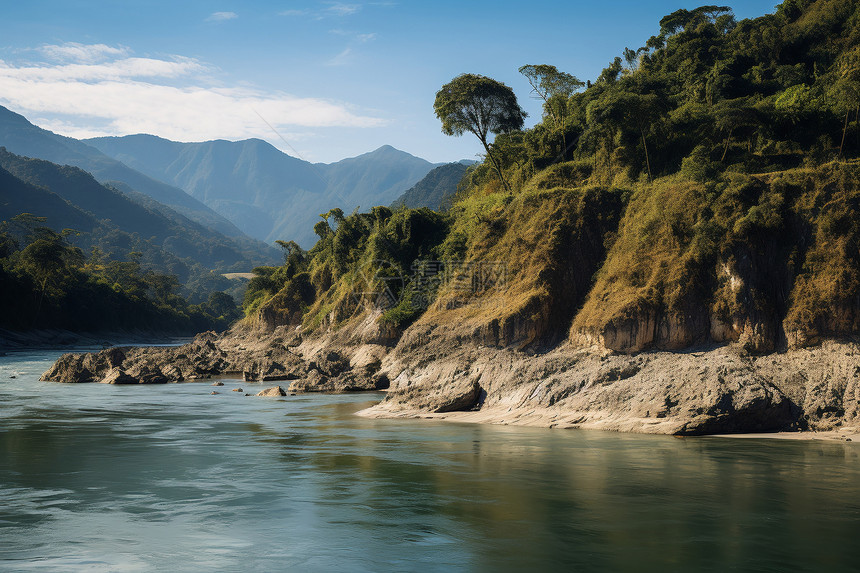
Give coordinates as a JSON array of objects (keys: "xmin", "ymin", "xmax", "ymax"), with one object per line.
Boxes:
[
  {"xmin": 363, "ymin": 337, "xmax": 860, "ymax": 436},
  {"xmin": 39, "ymin": 314, "xmax": 860, "ymax": 437},
  {"xmin": 40, "ymin": 325, "xmax": 388, "ymax": 393}
]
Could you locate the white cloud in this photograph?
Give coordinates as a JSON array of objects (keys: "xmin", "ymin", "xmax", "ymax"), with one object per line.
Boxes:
[
  {"xmin": 324, "ymin": 3, "xmax": 360, "ymax": 16},
  {"xmin": 279, "ymin": 2, "xmax": 361, "ymax": 19},
  {"xmin": 39, "ymin": 42, "xmax": 129, "ymax": 63},
  {"xmin": 0, "ymin": 57, "xmax": 206, "ymax": 83},
  {"xmin": 0, "ymin": 45, "xmax": 386, "ymax": 146},
  {"xmin": 206, "ymin": 11, "xmax": 238, "ymax": 21},
  {"xmin": 326, "ymin": 48, "xmax": 352, "ymax": 66},
  {"xmin": 324, "ymin": 28, "xmax": 376, "ymax": 66}
]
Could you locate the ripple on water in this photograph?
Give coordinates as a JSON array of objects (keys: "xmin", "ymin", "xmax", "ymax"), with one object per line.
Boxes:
[{"xmin": 3, "ymin": 349, "xmax": 860, "ymax": 572}]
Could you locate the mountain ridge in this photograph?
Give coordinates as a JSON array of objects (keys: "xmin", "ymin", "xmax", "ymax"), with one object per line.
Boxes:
[
  {"xmin": 0, "ymin": 147, "xmax": 279, "ymax": 278},
  {"xmin": 85, "ymin": 134, "xmax": 445, "ymax": 246},
  {"xmin": 0, "ymin": 106, "xmax": 249, "ymax": 239}
]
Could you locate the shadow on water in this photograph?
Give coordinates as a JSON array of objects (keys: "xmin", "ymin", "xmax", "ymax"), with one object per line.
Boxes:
[{"xmin": 238, "ymin": 397, "xmax": 860, "ymax": 572}]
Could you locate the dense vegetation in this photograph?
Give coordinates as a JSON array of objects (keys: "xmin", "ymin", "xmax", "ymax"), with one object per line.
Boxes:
[
  {"xmin": 242, "ymin": 0, "xmax": 860, "ymax": 355},
  {"xmin": 0, "ymin": 214, "xmax": 241, "ymax": 333},
  {"xmin": 243, "ymin": 206, "xmax": 449, "ymax": 331}
]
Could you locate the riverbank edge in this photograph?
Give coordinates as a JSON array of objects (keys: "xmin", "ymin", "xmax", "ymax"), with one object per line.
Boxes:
[
  {"xmin": 0, "ymin": 328, "xmax": 193, "ymax": 352},
  {"xmin": 358, "ymin": 334, "xmax": 860, "ymax": 437},
  {"xmin": 37, "ymin": 319, "xmax": 860, "ymax": 437},
  {"xmin": 355, "ymin": 405, "xmax": 860, "ymax": 443}
]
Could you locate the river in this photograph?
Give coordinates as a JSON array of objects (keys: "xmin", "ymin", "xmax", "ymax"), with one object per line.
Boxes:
[{"xmin": 1, "ymin": 348, "xmax": 859, "ymax": 572}]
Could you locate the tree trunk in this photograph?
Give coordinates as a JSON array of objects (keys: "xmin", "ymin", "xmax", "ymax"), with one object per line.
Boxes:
[
  {"xmin": 481, "ymin": 137, "xmax": 511, "ymax": 193},
  {"xmin": 721, "ymin": 128, "xmax": 734, "ymax": 162},
  {"xmin": 855, "ymin": 104, "xmax": 860, "ymax": 150},
  {"xmin": 33, "ymin": 276, "xmax": 48, "ymax": 325},
  {"xmin": 840, "ymin": 108, "xmax": 850, "ymax": 158},
  {"xmin": 640, "ymin": 128, "xmax": 653, "ymax": 182},
  {"xmin": 557, "ymin": 111, "xmax": 567, "ymax": 162}
]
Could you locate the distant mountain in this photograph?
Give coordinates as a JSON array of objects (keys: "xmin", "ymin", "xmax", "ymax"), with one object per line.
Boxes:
[
  {"xmin": 86, "ymin": 135, "xmax": 327, "ymax": 246},
  {"xmin": 85, "ymin": 136, "xmax": 440, "ymax": 247},
  {"xmin": 0, "ymin": 105, "xmax": 249, "ymax": 241},
  {"xmin": 0, "ymin": 148, "xmax": 279, "ymax": 274},
  {"xmin": 391, "ymin": 162, "xmax": 471, "ymax": 211}
]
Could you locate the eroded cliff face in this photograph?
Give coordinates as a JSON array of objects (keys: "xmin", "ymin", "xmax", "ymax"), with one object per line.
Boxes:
[
  {"xmin": 360, "ymin": 165, "xmax": 860, "ymax": 433},
  {"xmin": 369, "ymin": 321, "xmax": 860, "ymax": 434},
  {"xmin": 568, "ymin": 165, "xmax": 860, "ymax": 355}
]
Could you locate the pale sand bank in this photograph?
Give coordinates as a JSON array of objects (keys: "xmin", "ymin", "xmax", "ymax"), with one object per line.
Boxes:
[{"xmin": 358, "ymin": 404, "xmax": 860, "ymax": 442}]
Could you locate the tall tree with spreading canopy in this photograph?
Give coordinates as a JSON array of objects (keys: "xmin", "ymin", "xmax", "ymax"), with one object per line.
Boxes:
[
  {"xmin": 434, "ymin": 74, "xmax": 526, "ymax": 193},
  {"xmin": 519, "ymin": 64, "xmax": 584, "ymax": 158}
]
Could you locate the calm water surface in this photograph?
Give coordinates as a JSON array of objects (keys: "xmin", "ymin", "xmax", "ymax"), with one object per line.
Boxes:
[{"xmin": 1, "ymin": 348, "xmax": 860, "ymax": 572}]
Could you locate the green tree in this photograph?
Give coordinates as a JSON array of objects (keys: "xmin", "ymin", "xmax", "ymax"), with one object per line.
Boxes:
[
  {"xmin": 586, "ymin": 90, "xmax": 660, "ymax": 181},
  {"xmin": 17, "ymin": 229, "xmax": 82, "ymax": 321},
  {"xmin": 519, "ymin": 64, "xmax": 585, "ymax": 158},
  {"xmin": 658, "ymin": 5, "xmax": 733, "ymax": 37},
  {"xmin": 206, "ymin": 291, "xmax": 238, "ymax": 319},
  {"xmin": 434, "ymin": 73, "xmax": 526, "ymax": 193},
  {"xmin": 0, "ymin": 231, "xmax": 18, "ymax": 258},
  {"xmin": 713, "ymin": 97, "xmax": 759, "ymax": 161}
]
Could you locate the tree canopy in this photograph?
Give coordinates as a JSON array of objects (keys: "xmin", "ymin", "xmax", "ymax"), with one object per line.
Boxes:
[{"xmin": 434, "ymin": 73, "xmax": 526, "ymax": 192}]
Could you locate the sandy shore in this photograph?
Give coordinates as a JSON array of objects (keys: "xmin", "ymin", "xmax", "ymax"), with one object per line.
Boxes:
[
  {"xmin": 358, "ymin": 404, "xmax": 860, "ymax": 443},
  {"xmin": 706, "ymin": 427, "xmax": 860, "ymax": 442}
]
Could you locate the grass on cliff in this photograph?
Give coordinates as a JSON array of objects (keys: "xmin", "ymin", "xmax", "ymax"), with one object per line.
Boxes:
[
  {"xmin": 572, "ymin": 160, "xmax": 860, "ymax": 348},
  {"xmin": 421, "ymin": 178, "xmax": 626, "ymax": 347}
]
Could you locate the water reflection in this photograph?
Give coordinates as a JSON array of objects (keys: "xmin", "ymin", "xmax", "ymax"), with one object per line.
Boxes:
[{"xmin": 2, "ymin": 350, "xmax": 860, "ymax": 572}]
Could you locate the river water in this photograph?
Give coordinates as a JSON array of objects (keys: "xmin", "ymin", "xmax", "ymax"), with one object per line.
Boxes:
[{"xmin": 1, "ymin": 348, "xmax": 859, "ymax": 572}]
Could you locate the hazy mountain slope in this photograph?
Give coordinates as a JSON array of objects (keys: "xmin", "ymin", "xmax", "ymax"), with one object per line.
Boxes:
[
  {"xmin": 0, "ymin": 148, "xmax": 175, "ymax": 239},
  {"xmin": 88, "ymin": 135, "xmax": 328, "ymax": 243},
  {"xmin": 320, "ymin": 145, "xmax": 436, "ymax": 207},
  {"xmin": 391, "ymin": 162, "xmax": 470, "ymax": 210},
  {"xmin": 0, "ymin": 149, "xmax": 279, "ymax": 270},
  {"xmin": 0, "ymin": 105, "xmax": 244, "ymax": 239},
  {"xmin": 86, "ymin": 136, "xmax": 438, "ymax": 247},
  {"xmin": 0, "ymin": 164, "xmax": 98, "ymax": 233}
]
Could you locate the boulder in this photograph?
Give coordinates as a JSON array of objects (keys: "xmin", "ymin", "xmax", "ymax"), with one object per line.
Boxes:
[
  {"xmin": 433, "ymin": 380, "xmax": 483, "ymax": 413},
  {"xmin": 101, "ymin": 367, "xmax": 138, "ymax": 385},
  {"xmin": 256, "ymin": 386, "xmax": 287, "ymax": 397}
]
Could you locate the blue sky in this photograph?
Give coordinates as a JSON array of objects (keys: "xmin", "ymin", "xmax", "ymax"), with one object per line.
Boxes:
[{"xmin": 0, "ymin": 1, "xmax": 781, "ymax": 163}]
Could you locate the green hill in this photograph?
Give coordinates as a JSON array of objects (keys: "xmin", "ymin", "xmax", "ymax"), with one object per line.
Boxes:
[
  {"xmin": 0, "ymin": 105, "xmax": 280, "ymax": 272},
  {"xmin": 0, "ymin": 148, "xmax": 277, "ymax": 273},
  {"xmin": 391, "ymin": 162, "xmax": 471, "ymax": 210}
]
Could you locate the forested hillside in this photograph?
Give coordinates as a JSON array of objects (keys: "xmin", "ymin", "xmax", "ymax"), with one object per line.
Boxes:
[
  {"xmin": 241, "ymin": 0, "xmax": 860, "ymax": 356},
  {"xmin": 0, "ymin": 213, "xmax": 240, "ymax": 333},
  {"xmin": 391, "ymin": 162, "xmax": 470, "ymax": 210}
]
